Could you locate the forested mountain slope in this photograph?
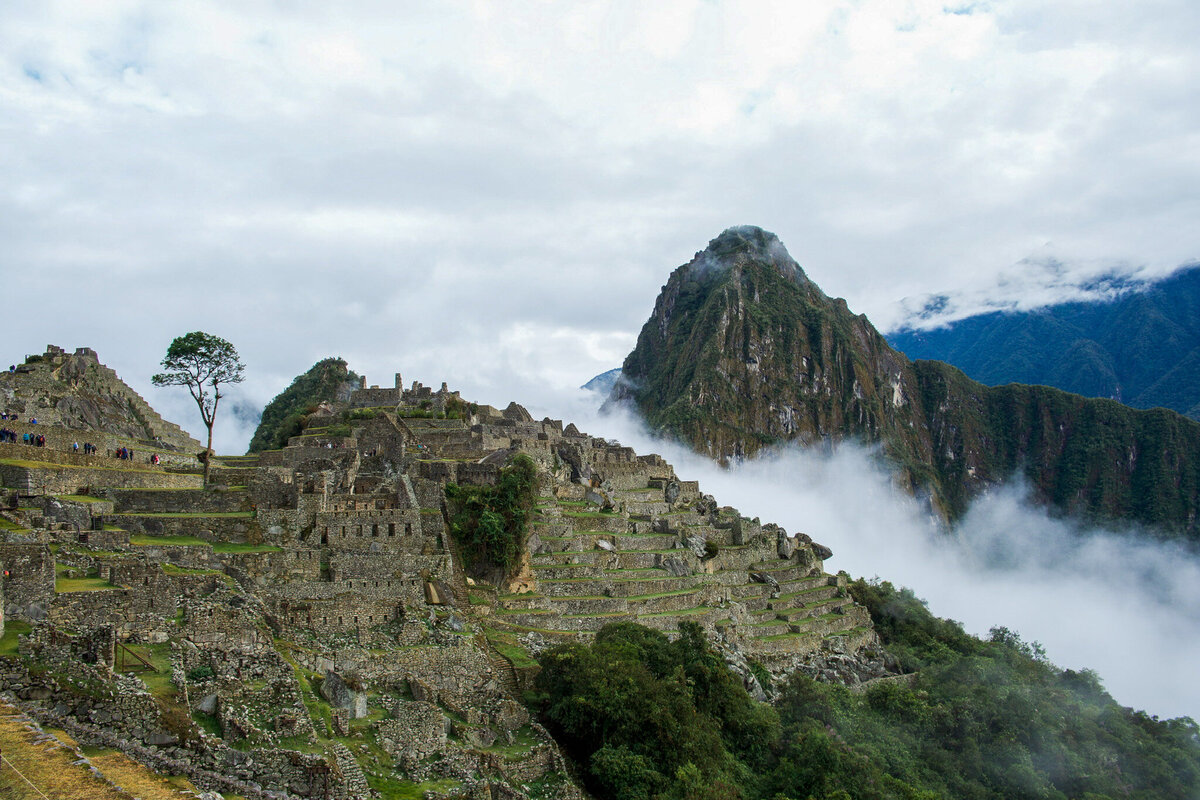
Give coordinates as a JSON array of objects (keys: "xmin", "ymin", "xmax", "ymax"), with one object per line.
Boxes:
[
  {"xmin": 889, "ymin": 265, "xmax": 1200, "ymax": 419},
  {"xmin": 607, "ymin": 227, "xmax": 1200, "ymax": 537}
]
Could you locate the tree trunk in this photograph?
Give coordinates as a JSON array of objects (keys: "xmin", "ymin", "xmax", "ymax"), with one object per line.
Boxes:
[{"xmin": 204, "ymin": 423, "xmax": 213, "ymax": 487}]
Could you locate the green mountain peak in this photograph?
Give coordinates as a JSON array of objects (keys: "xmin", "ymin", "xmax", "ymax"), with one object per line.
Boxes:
[{"xmin": 610, "ymin": 229, "xmax": 1200, "ymax": 538}]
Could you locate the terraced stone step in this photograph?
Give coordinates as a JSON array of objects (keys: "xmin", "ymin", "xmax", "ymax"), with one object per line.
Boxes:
[
  {"xmin": 495, "ymin": 593, "xmax": 546, "ymax": 611},
  {"xmin": 540, "ymin": 587, "xmax": 702, "ymax": 616},
  {"xmin": 775, "ymin": 574, "xmax": 837, "ymax": 597},
  {"xmin": 529, "ymin": 563, "xmax": 604, "ymax": 580},
  {"xmin": 555, "ymin": 512, "xmax": 628, "ymax": 533},
  {"xmin": 749, "ymin": 561, "xmax": 817, "ymax": 583},
  {"xmin": 538, "ymin": 573, "xmax": 695, "ymax": 598}
]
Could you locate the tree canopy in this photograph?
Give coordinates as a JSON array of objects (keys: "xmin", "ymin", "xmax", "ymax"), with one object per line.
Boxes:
[{"xmin": 152, "ymin": 331, "xmax": 245, "ymax": 485}]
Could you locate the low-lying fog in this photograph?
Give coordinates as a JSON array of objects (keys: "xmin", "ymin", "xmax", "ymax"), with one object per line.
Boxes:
[{"xmin": 539, "ymin": 392, "xmax": 1200, "ymax": 723}]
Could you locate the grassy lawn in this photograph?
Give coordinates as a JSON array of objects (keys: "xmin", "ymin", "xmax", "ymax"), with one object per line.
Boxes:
[
  {"xmin": 0, "ymin": 705, "xmax": 130, "ymax": 800},
  {"xmin": 120, "ymin": 642, "xmax": 175, "ymax": 699},
  {"xmin": 129, "ymin": 534, "xmax": 210, "ymax": 547},
  {"xmin": 483, "ymin": 626, "xmax": 540, "ymax": 670},
  {"xmin": 211, "ymin": 541, "xmax": 282, "ymax": 554},
  {"xmin": 56, "ymin": 494, "xmax": 106, "ymax": 503},
  {"xmin": 55, "ymin": 563, "xmax": 116, "ymax": 592},
  {"xmin": 0, "ymin": 457, "xmax": 167, "ymax": 474},
  {"xmin": 0, "ymin": 620, "xmax": 32, "ymax": 657},
  {"xmin": 128, "ymin": 534, "xmax": 280, "ymax": 553},
  {"xmin": 0, "ymin": 516, "xmax": 27, "ymax": 532}
]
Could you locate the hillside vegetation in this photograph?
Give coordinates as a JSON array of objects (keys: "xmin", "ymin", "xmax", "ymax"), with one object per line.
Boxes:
[
  {"xmin": 535, "ymin": 587, "xmax": 1200, "ymax": 800},
  {"xmin": 246, "ymin": 357, "xmax": 360, "ymax": 452}
]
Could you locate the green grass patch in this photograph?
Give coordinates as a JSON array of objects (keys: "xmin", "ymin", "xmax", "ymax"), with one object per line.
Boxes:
[
  {"xmin": 0, "ymin": 620, "xmax": 32, "ymax": 657},
  {"xmin": 211, "ymin": 541, "xmax": 282, "ymax": 553},
  {"xmin": 0, "ymin": 458, "xmax": 168, "ymax": 475},
  {"xmin": 55, "ymin": 563, "xmax": 116, "ymax": 592},
  {"xmin": 123, "ymin": 642, "xmax": 176, "ymax": 699},
  {"xmin": 129, "ymin": 534, "xmax": 210, "ymax": 547},
  {"xmin": 56, "ymin": 494, "xmax": 106, "ymax": 503},
  {"xmin": 0, "ymin": 516, "xmax": 27, "ymax": 532},
  {"xmin": 638, "ymin": 605, "xmax": 712, "ymax": 618},
  {"xmin": 483, "ymin": 626, "xmax": 540, "ymax": 670}
]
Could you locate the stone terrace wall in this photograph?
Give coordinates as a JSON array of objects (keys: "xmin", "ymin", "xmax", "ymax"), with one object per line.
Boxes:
[
  {"xmin": 0, "ymin": 543, "xmax": 54, "ymax": 620},
  {"xmin": 109, "ymin": 488, "xmax": 248, "ymax": 514},
  {"xmin": 0, "ymin": 427, "xmax": 198, "ymax": 467},
  {"xmin": 0, "ymin": 460, "xmax": 202, "ymax": 494}
]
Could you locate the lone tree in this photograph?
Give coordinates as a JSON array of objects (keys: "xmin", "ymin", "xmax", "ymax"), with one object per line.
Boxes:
[{"xmin": 152, "ymin": 331, "xmax": 245, "ymax": 486}]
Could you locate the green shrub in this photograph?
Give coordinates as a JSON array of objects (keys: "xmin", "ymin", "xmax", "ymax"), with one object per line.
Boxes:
[
  {"xmin": 445, "ymin": 454, "xmax": 539, "ymax": 572},
  {"xmin": 187, "ymin": 665, "xmax": 214, "ymax": 682}
]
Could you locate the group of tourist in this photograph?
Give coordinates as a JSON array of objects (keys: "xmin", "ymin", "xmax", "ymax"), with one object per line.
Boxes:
[
  {"xmin": 1, "ymin": 430, "xmax": 165, "ymax": 466},
  {"xmin": 0, "ymin": 430, "xmax": 47, "ymax": 446},
  {"xmin": 0, "ymin": 413, "xmax": 36, "ymax": 423}
]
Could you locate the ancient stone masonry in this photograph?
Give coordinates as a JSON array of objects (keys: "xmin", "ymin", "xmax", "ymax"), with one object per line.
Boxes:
[{"xmin": 0, "ymin": 351, "xmax": 892, "ymax": 799}]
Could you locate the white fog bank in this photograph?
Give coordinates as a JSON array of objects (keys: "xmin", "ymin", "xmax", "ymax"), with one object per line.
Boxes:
[{"xmin": 536, "ymin": 392, "xmax": 1200, "ymax": 722}]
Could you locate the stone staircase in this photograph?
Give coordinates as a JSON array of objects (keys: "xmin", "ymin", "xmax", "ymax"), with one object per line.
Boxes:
[{"xmin": 330, "ymin": 741, "xmax": 373, "ymax": 800}]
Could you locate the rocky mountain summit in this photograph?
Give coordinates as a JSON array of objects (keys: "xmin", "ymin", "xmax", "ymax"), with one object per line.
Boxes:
[
  {"xmin": 0, "ymin": 351, "xmax": 888, "ymax": 799},
  {"xmin": 607, "ymin": 226, "xmax": 1200, "ymax": 537}
]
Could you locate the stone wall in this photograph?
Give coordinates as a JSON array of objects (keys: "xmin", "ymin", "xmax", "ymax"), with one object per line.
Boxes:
[
  {"xmin": 0, "ymin": 457, "xmax": 203, "ymax": 494},
  {"xmin": 0, "ymin": 543, "xmax": 54, "ymax": 620},
  {"xmin": 109, "ymin": 487, "xmax": 248, "ymax": 514}
]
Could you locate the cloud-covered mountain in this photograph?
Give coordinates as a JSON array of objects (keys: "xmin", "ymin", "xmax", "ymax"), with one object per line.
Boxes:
[
  {"xmin": 606, "ymin": 227, "xmax": 1200, "ymax": 538},
  {"xmin": 889, "ymin": 265, "xmax": 1200, "ymax": 420}
]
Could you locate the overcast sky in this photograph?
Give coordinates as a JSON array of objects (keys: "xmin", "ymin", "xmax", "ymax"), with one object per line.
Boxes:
[{"xmin": 5, "ymin": 0, "xmax": 1200, "ymax": 451}]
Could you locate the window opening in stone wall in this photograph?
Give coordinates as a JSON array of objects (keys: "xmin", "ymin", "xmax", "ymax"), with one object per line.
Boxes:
[{"xmin": 388, "ymin": 523, "xmax": 395, "ymax": 536}]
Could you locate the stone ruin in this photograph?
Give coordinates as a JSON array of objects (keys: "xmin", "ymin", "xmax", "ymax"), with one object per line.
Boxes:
[{"xmin": 0, "ymin": 350, "xmax": 896, "ymax": 799}]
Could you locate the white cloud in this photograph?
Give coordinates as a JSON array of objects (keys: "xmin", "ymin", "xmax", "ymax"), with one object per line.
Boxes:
[{"xmin": 3, "ymin": 0, "xmax": 1200, "ymax": 434}]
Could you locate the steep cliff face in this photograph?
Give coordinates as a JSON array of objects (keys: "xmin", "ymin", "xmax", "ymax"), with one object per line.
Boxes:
[
  {"xmin": 610, "ymin": 227, "xmax": 1200, "ymax": 536},
  {"xmin": 916, "ymin": 359, "xmax": 1200, "ymax": 528},
  {"xmin": 609, "ymin": 226, "xmax": 941, "ymax": 505}
]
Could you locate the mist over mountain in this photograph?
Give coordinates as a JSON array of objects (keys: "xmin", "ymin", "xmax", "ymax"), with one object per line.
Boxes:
[
  {"xmin": 889, "ymin": 265, "xmax": 1200, "ymax": 420},
  {"xmin": 606, "ymin": 226, "xmax": 1200, "ymax": 538}
]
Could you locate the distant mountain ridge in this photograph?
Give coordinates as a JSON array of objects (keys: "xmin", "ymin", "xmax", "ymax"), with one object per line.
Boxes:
[
  {"xmin": 889, "ymin": 265, "xmax": 1200, "ymax": 419},
  {"xmin": 607, "ymin": 226, "xmax": 1200, "ymax": 538}
]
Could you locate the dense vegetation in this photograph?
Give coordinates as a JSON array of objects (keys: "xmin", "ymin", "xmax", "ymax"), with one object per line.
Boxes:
[
  {"xmin": 915, "ymin": 359, "xmax": 1200, "ymax": 530},
  {"xmin": 534, "ymin": 588, "xmax": 1200, "ymax": 800},
  {"xmin": 247, "ymin": 358, "xmax": 359, "ymax": 453},
  {"xmin": 445, "ymin": 453, "xmax": 538, "ymax": 572},
  {"xmin": 889, "ymin": 266, "xmax": 1200, "ymax": 420}
]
